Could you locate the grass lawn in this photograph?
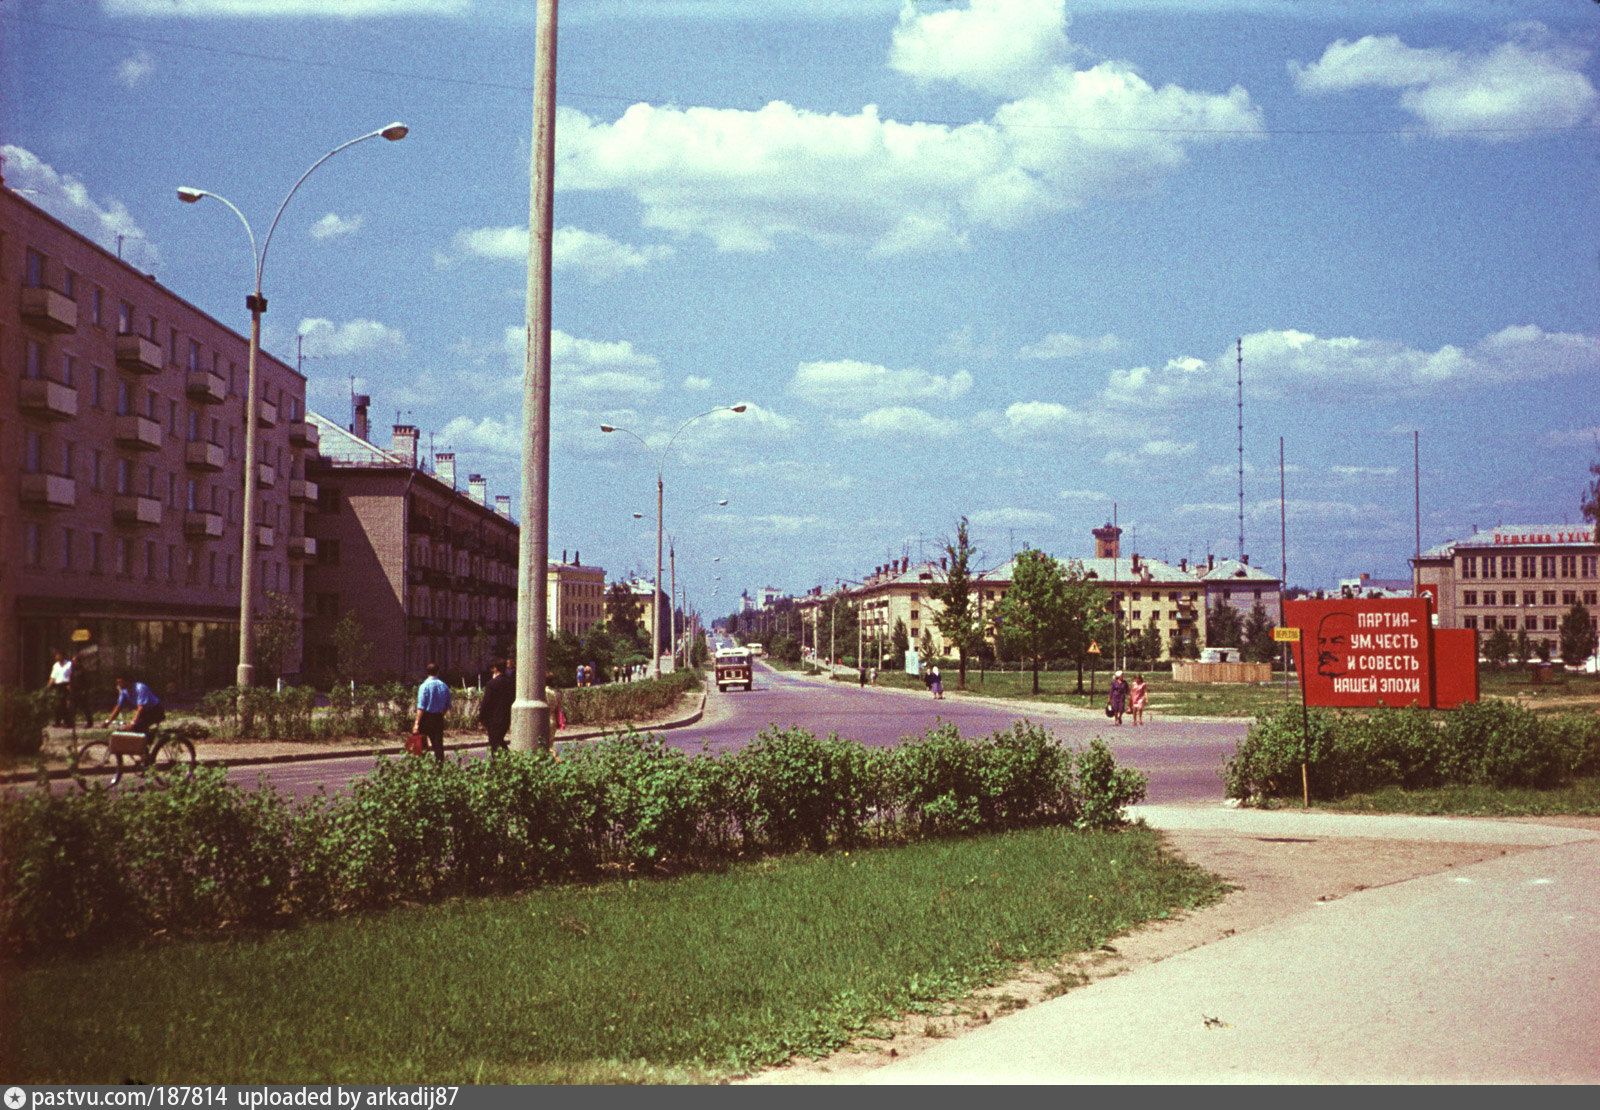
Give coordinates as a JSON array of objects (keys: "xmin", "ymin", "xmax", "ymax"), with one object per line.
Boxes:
[
  {"xmin": 1, "ymin": 825, "xmax": 1223, "ymax": 1085},
  {"xmin": 1313, "ymin": 775, "xmax": 1600, "ymax": 818}
]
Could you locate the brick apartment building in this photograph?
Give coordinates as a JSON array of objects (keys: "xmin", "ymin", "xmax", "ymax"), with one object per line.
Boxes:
[{"xmin": 3, "ymin": 185, "xmax": 312, "ymax": 694}]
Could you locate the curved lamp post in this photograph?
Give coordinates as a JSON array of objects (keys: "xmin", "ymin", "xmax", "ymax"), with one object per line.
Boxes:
[
  {"xmin": 602, "ymin": 407, "xmax": 744, "ymax": 677},
  {"xmin": 179, "ymin": 123, "xmax": 407, "ymax": 689}
]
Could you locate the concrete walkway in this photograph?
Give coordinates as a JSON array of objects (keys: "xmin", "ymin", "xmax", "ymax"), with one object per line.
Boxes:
[{"xmin": 853, "ymin": 806, "xmax": 1600, "ymax": 1084}]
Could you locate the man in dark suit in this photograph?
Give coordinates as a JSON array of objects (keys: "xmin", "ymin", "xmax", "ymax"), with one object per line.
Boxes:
[{"xmin": 479, "ymin": 658, "xmax": 515, "ymax": 755}]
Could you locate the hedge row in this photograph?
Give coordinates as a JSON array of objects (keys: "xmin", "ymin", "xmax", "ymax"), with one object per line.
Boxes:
[
  {"xmin": 0, "ymin": 720, "xmax": 1146, "ymax": 960},
  {"xmin": 1225, "ymin": 701, "xmax": 1600, "ymax": 803}
]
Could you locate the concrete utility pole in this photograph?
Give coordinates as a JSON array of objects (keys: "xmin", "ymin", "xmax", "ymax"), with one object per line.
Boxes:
[{"xmin": 511, "ymin": 0, "xmax": 558, "ymax": 751}]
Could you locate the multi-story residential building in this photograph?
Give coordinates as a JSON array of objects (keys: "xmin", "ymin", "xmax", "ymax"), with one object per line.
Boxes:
[
  {"xmin": 1414, "ymin": 524, "xmax": 1600, "ymax": 655},
  {"xmin": 303, "ymin": 408, "xmax": 518, "ymax": 684},
  {"xmin": 3, "ymin": 185, "xmax": 311, "ymax": 693},
  {"xmin": 548, "ymin": 551, "xmax": 606, "ymax": 638}
]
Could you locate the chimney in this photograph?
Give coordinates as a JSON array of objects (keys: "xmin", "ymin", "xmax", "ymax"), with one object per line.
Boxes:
[
  {"xmin": 562, "ymin": 550, "xmax": 568, "ymax": 563},
  {"xmin": 495, "ymin": 494, "xmax": 511, "ymax": 518},
  {"xmin": 940, "ymin": 556, "xmax": 948, "ymax": 570},
  {"xmin": 435, "ymin": 451, "xmax": 456, "ymax": 489},
  {"xmin": 1131, "ymin": 553, "xmax": 1142, "ymax": 575},
  {"xmin": 1243, "ymin": 554, "xmax": 1250, "ymax": 566},
  {"xmin": 574, "ymin": 550, "xmax": 580, "ymax": 565},
  {"xmin": 1093, "ymin": 522, "xmax": 1122, "ymax": 559},
  {"xmin": 1180, "ymin": 557, "xmax": 1188, "ymax": 572},
  {"xmin": 391, "ymin": 425, "xmax": 418, "ymax": 467},
  {"xmin": 468, "ymin": 474, "xmax": 487, "ymax": 506},
  {"xmin": 353, "ymin": 394, "xmax": 370, "ymax": 442},
  {"xmin": 1207, "ymin": 554, "xmax": 1215, "ymax": 571}
]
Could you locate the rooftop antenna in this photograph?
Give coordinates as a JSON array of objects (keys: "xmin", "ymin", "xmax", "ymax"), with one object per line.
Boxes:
[{"xmin": 1236, "ymin": 336, "xmax": 1245, "ymax": 563}]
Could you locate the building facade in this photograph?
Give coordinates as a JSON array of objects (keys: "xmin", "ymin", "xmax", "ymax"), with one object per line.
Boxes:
[
  {"xmin": 1414, "ymin": 524, "xmax": 1600, "ymax": 655},
  {"xmin": 3, "ymin": 186, "xmax": 311, "ymax": 694},
  {"xmin": 548, "ymin": 552, "xmax": 606, "ymax": 638},
  {"xmin": 303, "ymin": 409, "xmax": 518, "ymax": 684}
]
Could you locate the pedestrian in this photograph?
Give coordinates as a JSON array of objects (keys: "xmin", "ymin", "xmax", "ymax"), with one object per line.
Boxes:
[
  {"xmin": 1108, "ymin": 670, "xmax": 1129, "ymax": 726},
  {"xmin": 575, "ymin": 662, "xmax": 586, "ymax": 688},
  {"xmin": 479, "ymin": 658, "xmax": 514, "ymax": 755},
  {"xmin": 1130, "ymin": 674, "xmax": 1148, "ymax": 725},
  {"xmin": 106, "ymin": 674, "xmax": 165, "ymax": 734},
  {"xmin": 413, "ymin": 661, "xmax": 452, "ymax": 762},
  {"xmin": 859, "ymin": 663, "xmax": 867, "ymax": 687},
  {"xmin": 45, "ymin": 649, "xmax": 73, "ymax": 727},
  {"xmin": 544, "ymin": 685, "xmax": 566, "ymax": 749},
  {"xmin": 930, "ymin": 663, "xmax": 944, "ymax": 700}
]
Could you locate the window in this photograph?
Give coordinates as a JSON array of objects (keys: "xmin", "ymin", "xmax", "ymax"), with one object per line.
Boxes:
[
  {"xmin": 1563, "ymin": 591, "xmax": 1577, "ymax": 605},
  {"xmin": 1522, "ymin": 556, "xmax": 1537, "ymax": 579},
  {"xmin": 1482, "ymin": 556, "xmax": 1496, "ymax": 579},
  {"xmin": 1501, "ymin": 556, "xmax": 1517, "ymax": 579},
  {"xmin": 61, "ymin": 528, "xmax": 74, "ymax": 570},
  {"xmin": 167, "ymin": 545, "xmax": 176, "ymax": 582},
  {"xmin": 24, "ymin": 523, "xmax": 43, "ymax": 568},
  {"xmin": 1586, "ymin": 590, "xmax": 1598, "ymax": 606},
  {"xmin": 116, "ymin": 380, "xmax": 130, "ymax": 416},
  {"xmin": 1561, "ymin": 555, "xmax": 1577, "ymax": 576},
  {"xmin": 63, "ymin": 269, "xmax": 76, "ymax": 300},
  {"xmin": 92, "ymin": 288, "xmax": 103, "ymax": 326},
  {"xmin": 24, "ymin": 431, "xmax": 42, "ymax": 473},
  {"xmin": 61, "ymin": 354, "xmax": 75, "ymax": 386},
  {"xmin": 146, "ymin": 540, "xmax": 157, "ymax": 580},
  {"xmin": 209, "ymin": 552, "xmax": 219, "ymax": 587},
  {"xmin": 1462, "ymin": 591, "xmax": 1477, "ymax": 606},
  {"xmin": 24, "ymin": 339, "xmax": 42, "ymax": 379},
  {"xmin": 92, "ymin": 366, "xmax": 104, "ymax": 408},
  {"xmin": 1525, "ymin": 615, "xmax": 1539, "ymax": 631},
  {"xmin": 188, "ymin": 339, "xmax": 201, "ymax": 373},
  {"xmin": 1482, "ymin": 616, "xmax": 1496, "ymax": 630},
  {"xmin": 1463, "ymin": 616, "xmax": 1478, "ymax": 630},
  {"xmin": 92, "ymin": 450, "xmax": 103, "ymax": 491},
  {"xmin": 90, "ymin": 533, "xmax": 103, "ymax": 575},
  {"xmin": 186, "ymin": 548, "xmax": 198, "ymax": 584},
  {"xmin": 1543, "ymin": 616, "xmax": 1558, "ymax": 631},
  {"xmin": 1461, "ymin": 555, "xmax": 1478, "ymax": 578},
  {"xmin": 168, "ymin": 473, "xmax": 177, "ymax": 508},
  {"xmin": 1541, "ymin": 555, "xmax": 1557, "ymax": 578},
  {"xmin": 187, "ymin": 479, "xmax": 198, "ymax": 512},
  {"xmin": 1523, "ymin": 591, "xmax": 1537, "ymax": 606},
  {"xmin": 1544, "ymin": 591, "xmax": 1558, "ymax": 606},
  {"xmin": 116, "ymin": 457, "xmax": 132, "ymax": 495},
  {"xmin": 62, "ymin": 441, "xmax": 74, "ymax": 478},
  {"xmin": 25, "ymin": 248, "xmax": 44, "ymax": 288},
  {"xmin": 188, "ymin": 411, "xmax": 199, "ymax": 442},
  {"xmin": 116, "ymin": 537, "xmax": 132, "ymax": 577},
  {"xmin": 118, "ymin": 301, "xmax": 133, "ymax": 335},
  {"xmin": 1584, "ymin": 556, "xmax": 1598, "ymax": 578}
]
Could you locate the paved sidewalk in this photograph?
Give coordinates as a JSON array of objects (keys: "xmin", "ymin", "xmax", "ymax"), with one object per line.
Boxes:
[{"xmin": 849, "ymin": 806, "xmax": 1600, "ymax": 1084}]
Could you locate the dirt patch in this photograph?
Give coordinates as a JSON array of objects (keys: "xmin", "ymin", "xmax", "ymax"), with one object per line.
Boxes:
[{"xmin": 737, "ymin": 827, "xmax": 1529, "ymax": 1085}]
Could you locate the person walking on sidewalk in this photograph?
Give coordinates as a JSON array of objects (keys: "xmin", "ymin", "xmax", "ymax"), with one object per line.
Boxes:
[
  {"xmin": 478, "ymin": 659, "xmax": 515, "ymax": 756},
  {"xmin": 413, "ymin": 662, "xmax": 452, "ymax": 762},
  {"xmin": 1108, "ymin": 670, "xmax": 1129, "ymax": 726},
  {"xmin": 930, "ymin": 663, "xmax": 944, "ymax": 700},
  {"xmin": 45, "ymin": 649, "xmax": 74, "ymax": 727},
  {"xmin": 1130, "ymin": 674, "xmax": 1148, "ymax": 725}
]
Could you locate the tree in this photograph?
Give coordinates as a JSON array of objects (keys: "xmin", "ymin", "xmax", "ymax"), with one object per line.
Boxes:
[
  {"xmin": 1206, "ymin": 602, "xmax": 1243, "ymax": 649},
  {"xmin": 890, "ymin": 617, "xmax": 909, "ymax": 670},
  {"xmin": 1242, "ymin": 602, "xmax": 1277, "ymax": 663},
  {"xmin": 991, "ymin": 547, "xmax": 1071, "ymax": 694},
  {"xmin": 1559, "ymin": 602, "xmax": 1598, "ymax": 668},
  {"xmin": 605, "ymin": 581, "xmax": 643, "ymax": 636},
  {"xmin": 1127, "ymin": 616, "xmax": 1162, "ymax": 668},
  {"xmin": 254, "ymin": 590, "xmax": 301, "ymax": 685},
  {"xmin": 329, "ymin": 610, "xmax": 374, "ymax": 687},
  {"xmin": 1514, "ymin": 628, "xmax": 1531, "ymax": 665},
  {"xmin": 1483, "ymin": 625, "xmax": 1514, "ymax": 669},
  {"xmin": 1056, "ymin": 561, "xmax": 1113, "ymax": 692},
  {"xmin": 1583, "ymin": 454, "xmax": 1600, "ymax": 542},
  {"xmin": 928, "ymin": 517, "xmax": 986, "ymax": 690},
  {"xmin": 1167, "ymin": 625, "xmax": 1193, "ymax": 661}
]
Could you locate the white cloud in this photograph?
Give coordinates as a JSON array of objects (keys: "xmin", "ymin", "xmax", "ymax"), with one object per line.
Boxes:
[
  {"xmin": 991, "ymin": 400, "xmax": 1094, "ymax": 443},
  {"xmin": 2, "ymin": 145, "xmax": 160, "ymax": 269},
  {"xmin": 683, "ymin": 375, "xmax": 713, "ymax": 391},
  {"xmin": 546, "ymin": 329, "xmax": 664, "ymax": 396},
  {"xmin": 105, "ymin": 1, "xmax": 468, "ymax": 15},
  {"xmin": 1104, "ymin": 439, "xmax": 1195, "ymax": 466},
  {"xmin": 970, "ymin": 506, "xmax": 1055, "ymax": 528},
  {"xmin": 309, "ymin": 212, "xmax": 363, "ymax": 240},
  {"xmin": 1291, "ymin": 27, "xmax": 1599, "ymax": 138},
  {"xmin": 1330, "ymin": 466, "xmax": 1398, "ymax": 481},
  {"xmin": 788, "ymin": 359, "xmax": 974, "ymax": 410},
  {"xmin": 844, "ymin": 406, "xmax": 961, "ymax": 439},
  {"xmin": 297, "ymin": 317, "xmax": 407, "ymax": 357},
  {"xmin": 437, "ymin": 415, "xmax": 522, "ymax": 459},
  {"xmin": 435, "ymin": 224, "xmax": 672, "ymax": 281},
  {"xmin": 116, "ymin": 50, "xmax": 156, "ymax": 89},
  {"xmin": 1017, "ymin": 331, "xmax": 1121, "ymax": 360},
  {"xmin": 742, "ymin": 514, "xmax": 828, "ymax": 536},
  {"xmin": 1543, "ymin": 426, "xmax": 1600, "ymax": 449},
  {"xmin": 890, "ymin": 0, "xmax": 1074, "ymax": 97}
]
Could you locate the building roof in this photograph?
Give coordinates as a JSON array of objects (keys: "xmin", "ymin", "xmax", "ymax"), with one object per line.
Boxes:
[
  {"xmin": 1197, "ymin": 558, "xmax": 1280, "ymax": 584},
  {"xmin": 308, "ymin": 411, "xmax": 409, "ymax": 468}
]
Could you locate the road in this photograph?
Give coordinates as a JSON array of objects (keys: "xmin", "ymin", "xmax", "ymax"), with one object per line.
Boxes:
[{"xmin": 225, "ymin": 661, "xmax": 1249, "ymax": 804}]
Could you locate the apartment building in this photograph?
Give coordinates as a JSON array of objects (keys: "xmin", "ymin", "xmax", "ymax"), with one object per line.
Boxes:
[
  {"xmin": 1414, "ymin": 524, "xmax": 1600, "ymax": 654},
  {"xmin": 3, "ymin": 185, "xmax": 311, "ymax": 693},
  {"xmin": 548, "ymin": 550, "xmax": 606, "ymax": 638}
]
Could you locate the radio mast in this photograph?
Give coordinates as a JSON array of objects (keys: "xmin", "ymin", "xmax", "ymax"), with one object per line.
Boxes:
[{"xmin": 1236, "ymin": 337, "xmax": 1245, "ymax": 563}]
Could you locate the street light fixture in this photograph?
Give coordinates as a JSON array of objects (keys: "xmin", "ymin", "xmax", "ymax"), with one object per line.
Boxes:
[
  {"xmin": 178, "ymin": 122, "xmax": 408, "ymax": 689},
  {"xmin": 601, "ymin": 405, "xmax": 746, "ymax": 677}
]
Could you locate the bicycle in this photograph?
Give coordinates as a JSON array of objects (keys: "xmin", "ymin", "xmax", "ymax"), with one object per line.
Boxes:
[{"xmin": 75, "ymin": 724, "xmax": 197, "ymax": 787}]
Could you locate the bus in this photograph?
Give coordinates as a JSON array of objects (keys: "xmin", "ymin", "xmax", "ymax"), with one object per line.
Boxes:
[{"xmin": 714, "ymin": 647, "xmax": 753, "ymax": 692}]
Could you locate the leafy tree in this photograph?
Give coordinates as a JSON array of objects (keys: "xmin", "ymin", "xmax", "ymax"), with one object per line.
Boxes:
[
  {"xmin": 1206, "ymin": 602, "xmax": 1244, "ymax": 649},
  {"xmin": 1483, "ymin": 625, "xmax": 1514, "ymax": 669},
  {"xmin": 254, "ymin": 590, "xmax": 301, "ymax": 685},
  {"xmin": 991, "ymin": 547, "xmax": 1072, "ymax": 694},
  {"xmin": 890, "ymin": 617, "xmax": 909, "ymax": 670},
  {"xmin": 330, "ymin": 610, "xmax": 375, "ymax": 687},
  {"xmin": 919, "ymin": 628, "xmax": 938, "ymax": 669},
  {"xmin": 1127, "ymin": 616, "xmax": 1163, "ymax": 668},
  {"xmin": 1057, "ymin": 561, "xmax": 1113, "ymax": 692},
  {"xmin": 1583, "ymin": 454, "xmax": 1600, "ymax": 542},
  {"xmin": 1242, "ymin": 602, "xmax": 1277, "ymax": 663},
  {"xmin": 1559, "ymin": 602, "xmax": 1597, "ymax": 668},
  {"xmin": 1167, "ymin": 625, "xmax": 1193, "ymax": 661},
  {"xmin": 606, "ymin": 581, "xmax": 643, "ymax": 636},
  {"xmin": 1514, "ymin": 628, "xmax": 1531, "ymax": 665},
  {"xmin": 928, "ymin": 517, "xmax": 986, "ymax": 690}
]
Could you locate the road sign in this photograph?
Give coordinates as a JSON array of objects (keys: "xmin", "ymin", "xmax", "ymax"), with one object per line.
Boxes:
[
  {"xmin": 71, "ymin": 629, "xmax": 92, "ymax": 643},
  {"xmin": 1087, "ymin": 641, "xmax": 1101, "ymax": 654},
  {"xmin": 1272, "ymin": 627, "xmax": 1300, "ymax": 643}
]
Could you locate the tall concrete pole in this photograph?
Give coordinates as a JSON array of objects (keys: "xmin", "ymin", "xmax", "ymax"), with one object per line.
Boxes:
[{"xmin": 511, "ymin": 0, "xmax": 558, "ymax": 751}]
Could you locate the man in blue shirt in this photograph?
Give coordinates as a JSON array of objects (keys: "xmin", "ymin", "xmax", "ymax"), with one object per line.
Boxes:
[
  {"xmin": 413, "ymin": 662, "xmax": 452, "ymax": 762},
  {"xmin": 106, "ymin": 674, "xmax": 165, "ymax": 733}
]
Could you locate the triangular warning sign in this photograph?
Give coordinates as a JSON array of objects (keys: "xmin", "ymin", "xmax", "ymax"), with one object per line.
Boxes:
[{"xmin": 1088, "ymin": 641, "xmax": 1101, "ymax": 654}]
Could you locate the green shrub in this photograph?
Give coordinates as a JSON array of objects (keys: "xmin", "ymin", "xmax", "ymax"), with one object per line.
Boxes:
[
  {"xmin": 1440, "ymin": 700, "xmax": 1565, "ymax": 789},
  {"xmin": 893, "ymin": 722, "xmax": 988, "ymax": 834},
  {"xmin": 979, "ymin": 720, "xmax": 1076, "ymax": 829},
  {"xmin": 0, "ymin": 785, "xmax": 130, "ymax": 952},
  {"xmin": 1074, "ymin": 737, "xmax": 1148, "ymax": 830},
  {"xmin": 1224, "ymin": 707, "xmax": 1338, "ymax": 801},
  {"xmin": 0, "ymin": 688, "xmax": 51, "ymax": 757},
  {"xmin": 739, "ymin": 727, "xmax": 884, "ymax": 851}
]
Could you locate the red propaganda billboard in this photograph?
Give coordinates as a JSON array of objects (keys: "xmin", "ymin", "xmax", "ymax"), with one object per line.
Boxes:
[{"xmin": 1284, "ymin": 597, "xmax": 1434, "ymax": 708}]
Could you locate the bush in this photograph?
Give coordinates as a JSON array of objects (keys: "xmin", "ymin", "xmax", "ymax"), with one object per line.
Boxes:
[
  {"xmin": 1439, "ymin": 700, "xmax": 1565, "ymax": 789},
  {"xmin": 0, "ymin": 688, "xmax": 51, "ymax": 757},
  {"xmin": 739, "ymin": 726, "xmax": 884, "ymax": 851},
  {"xmin": 1074, "ymin": 737, "xmax": 1148, "ymax": 830}
]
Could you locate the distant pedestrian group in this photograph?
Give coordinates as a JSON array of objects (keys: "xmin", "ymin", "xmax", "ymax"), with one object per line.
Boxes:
[{"xmin": 924, "ymin": 664, "xmax": 944, "ymax": 700}]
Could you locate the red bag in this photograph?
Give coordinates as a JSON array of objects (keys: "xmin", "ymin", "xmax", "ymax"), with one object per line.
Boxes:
[{"xmin": 405, "ymin": 731, "xmax": 428, "ymax": 755}]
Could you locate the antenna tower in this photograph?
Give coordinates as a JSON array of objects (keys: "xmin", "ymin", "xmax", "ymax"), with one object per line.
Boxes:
[{"xmin": 1236, "ymin": 337, "xmax": 1245, "ymax": 562}]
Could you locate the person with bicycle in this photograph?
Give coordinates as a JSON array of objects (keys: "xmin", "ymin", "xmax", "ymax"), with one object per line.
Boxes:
[{"xmin": 106, "ymin": 674, "xmax": 165, "ymax": 734}]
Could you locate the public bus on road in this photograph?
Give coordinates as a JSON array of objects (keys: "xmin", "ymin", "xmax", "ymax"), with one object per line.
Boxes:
[{"xmin": 714, "ymin": 647, "xmax": 753, "ymax": 692}]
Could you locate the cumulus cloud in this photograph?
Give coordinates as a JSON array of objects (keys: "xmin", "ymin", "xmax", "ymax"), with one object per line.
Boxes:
[
  {"xmin": 105, "ymin": 0, "xmax": 467, "ymax": 15},
  {"xmin": 683, "ymin": 375, "xmax": 713, "ymax": 391},
  {"xmin": 2, "ymin": 145, "xmax": 160, "ymax": 269},
  {"xmin": 116, "ymin": 50, "xmax": 156, "ymax": 88},
  {"xmin": 297, "ymin": 317, "xmax": 407, "ymax": 357},
  {"xmin": 309, "ymin": 212, "xmax": 363, "ymax": 240},
  {"xmin": 1103, "ymin": 439, "xmax": 1195, "ymax": 466},
  {"xmin": 543, "ymin": 328, "xmax": 665, "ymax": 396},
  {"xmin": 890, "ymin": 0, "xmax": 1074, "ymax": 97},
  {"xmin": 788, "ymin": 359, "xmax": 974, "ymax": 410},
  {"xmin": 844, "ymin": 406, "xmax": 962, "ymax": 439},
  {"xmin": 555, "ymin": 4, "xmax": 1261, "ymax": 254},
  {"xmin": 1017, "ymin": 331, "xmax": 1121, "ymax": 360},
  {"xmin": 437, "ymin": 415, "xmax": 522, "ymax": 459},
  {"xmin": 1291, "ymin": 27, "xmax": 1599, "ymax": 138},
  {"xmin": 990, "ymin": 399, "xmax": 1095, "ymax": 443},
  {"xmin": 435, "ymin": 224, "xmax": 672, "ymax": 281},
  {"xmin": 970, "ymin": 506, "xmax": 1055, "ymax": 528}
]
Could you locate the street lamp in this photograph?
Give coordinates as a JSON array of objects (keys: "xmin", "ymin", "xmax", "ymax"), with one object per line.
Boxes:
[
  {"xmin": 602, "ymin": 409, "xmax": 744, "ymax": 677},
  {"xmin": 178, "ymin": 122, "xmax": 408, "ymax": 689}
]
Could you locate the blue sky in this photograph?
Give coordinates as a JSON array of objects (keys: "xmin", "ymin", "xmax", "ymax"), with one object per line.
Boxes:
[{"xmin": 5, "ymin": 0, "xmax": 1598, "ymax": 618}]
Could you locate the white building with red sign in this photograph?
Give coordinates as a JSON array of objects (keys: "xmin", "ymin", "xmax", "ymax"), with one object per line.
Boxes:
[{"xmin": 1413, "ymin": 524, "xmax": 1600, "ymax": 657}]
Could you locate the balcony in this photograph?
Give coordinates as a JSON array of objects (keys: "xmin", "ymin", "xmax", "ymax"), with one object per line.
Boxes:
[
  {"xmin": 257, "ymin": 398, "xmax": 278, "ymax": 428},
  {"xmin": 113, "ymin": 495, "xmax": 163, "ymax": 528},
  {"xmin": 256, "ymin": 525, "xmax": 276, "ymax": 550},
  {"xmin": 289, "ymin": 420, "xmax": 319, "ymax": 449},
  {"xmin": 18, "ymin": 378, "xmax": 78, "ymax": 421},
  {"xmin": 115, "ymin": 334, "xmax": 163, "ymax": 375},
  {"xmin": 257, "ymin": 462, "xmax": 277, "ymax": 490},
  {"xmin": 289, "ymin": 535, "xmax": 317, "ymax": 560},
  {"xmin": 185, "ymin": 369, "xmax": 227, "ymax": 404},
  {"xmin": 185, "ymin": 440, "xmax": 226, "ymax": 472},
  {"xmin": 20, "ymin": 287, "xmax": 77, "ymax": 334},
  {"xmin": 113, "ymin": 413, "xmax": 163, "ymax": 451},
  {"xmin": 289, "ymin": 478, "xmax": 318, "ymax": 503},
  {"xmin": 20, "ymin": 473, "xmax": 77, "ymax": 509},
  {"xmin": 184, "ymin": 511, "xmax": 224, "ymax": 538}
]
